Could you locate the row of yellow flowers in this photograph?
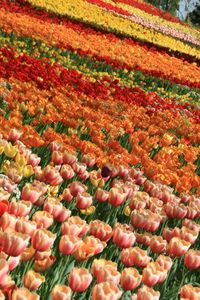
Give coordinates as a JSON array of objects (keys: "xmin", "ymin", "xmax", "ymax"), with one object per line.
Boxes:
[
  {"xmin": 103, "ymin": 0, "xmax": 200, "ymax": 40},
  {"xmin": 27, "ymin": 0, "xmax": 200, "ymax": 59}
]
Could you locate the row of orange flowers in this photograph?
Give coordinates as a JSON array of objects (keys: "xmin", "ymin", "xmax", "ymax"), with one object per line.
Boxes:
[
  {"xmin": 0, "ymin": 76, "xmax": 199, "ymax": 195},
  {"xmin": 1, "ymin": 3, "xmax": 200, "ymax": 88}
]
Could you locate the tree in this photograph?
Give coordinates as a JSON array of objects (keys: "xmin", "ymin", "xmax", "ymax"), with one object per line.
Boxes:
[
  {"xmin": 146, "ymin": 0, "xmax": 180, "ymax": 15},
  {"xmin": 189, "ymin": 2, "xmax": 200, "ymax": 26}
]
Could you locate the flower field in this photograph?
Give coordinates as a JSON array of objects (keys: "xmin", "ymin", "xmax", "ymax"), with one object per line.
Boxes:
[{"xmin": 0, "ymin": 0, "xmax": 200, "ymax": 299}]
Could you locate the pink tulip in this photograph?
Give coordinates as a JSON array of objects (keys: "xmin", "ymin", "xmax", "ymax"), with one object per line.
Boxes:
[
  {"xmin": 32, "ymin": 211, "xmax": 54, "ymax": 229},
  {"xmin": 59, "ymin": 235, "xmax": 82, "ymax": 255},
  {"xmin": 28, "ymin": 154, "xmax": 41, "ymax": 167},
  {"xmin": 0, "ymin": 259, "xmax": 9, "ymax": 285},
  {"xmin": 62, "ymin": 188, "xmax": 73, "ymax": 203},
  {"xmin": 1, "ymin": 231, "xmax": 29, "ymax": 257},
  {"xmin": 76, "ymin": 192, "xmax": 93, "ymax": 210},
  {"xmin": 52, "ymin": 151, "xmax": 63, "ymax": 165},
  {"xmin": 21, "ymin": 183, "xmax": 42, "ymax": 204},
  {"xmin": 92, "ymin": 282, "xmax": 122, "ymax": 300},
  {"xmin": 113, "ymin": 223, "xmax": 136, "ymax": 248},
  {"xmin": 68, "ymin": 267, "xmax": 92, "ymax": 293},
  {"xmin": 96, "ymin": 265, "xmax": 120, "ymax": 285},
  {"xmin": 61, "ymin": 216, "xmax": 88, "ymax": 237},
  {"xmin": 63, "ymin": 151, "xmax": 77, "ymax": 165},
  {"xmin": 44, "ymin": 198, "xmax": 71, "ymax": 223},
  {"xmin": 120, "ymin": 268, "xmax": 141, "ymax": 291},
  {"xmin": 108, "ymin": 187, "xmax": 127, "ymax": 206},
  {"xmin": 184, "ymin": 250, "xmax": 200, "ymax": 269},
  {"xmin": 82, "ymin": 154, "xmax": 96, "ymax": 168},
  {"xmin": 95, "ymin": 188, "xmax": 109, "ymax": 203},
  {"xmin": 0, "ymin": 212, "xmax": 17, "ymax": 231},
  {"xmin": 137, "ymin": 286, "xmax": 160, "ymax": 300},
  {"xmin": 69, "ymin": 181, "xmax": 87, "ymax": 197},
  {"xmin": 8, "ymin": 128, "xmax": 22, "ymax": 141},
  {"xmin": 23, "ymin": 270, "xmax": 45, "ymax": 291},
  {"xmin": 9, "ymin": 199, "xmax": 32, "ymax": 217},
  {"xmin": 15, "ymin": 218, "xmax": 37, "ymax": 237},
  {"xmin": 32, "ymin": 229, "xmax": 56, "ymax": 252},
  {"xmin": 89, "ymin": 220, "xmax": 112, "ymax": 242},
  {"xmin": 60, "ymin": 164, "xmax": 75, "ymax": 180},
  {"xmin": 52, "ymin": 285, "xmax": 71, "ymax": 300}
]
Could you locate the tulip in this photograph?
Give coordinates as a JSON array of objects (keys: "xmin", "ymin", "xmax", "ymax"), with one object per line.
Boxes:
[
  {"xmin": 1, "ymin": 231, "xmax": 29, "ymax": 257},
  {"xmin": 32, "ymin": 229, "xmax": 56, "ymax": 252},
  {"xmin": 69, "ymin": 181, "xmax": 87, "ymax": 197},
  {"xmin": 0, "ymin": 290, "xmax": 5, "ymax": 300},
  {"xmin": 120, "ymin": 268, "xmax": 141, "ymax": 291},
  {"xmin": 11, "ymin": 288, "xmax": 40, "ymax": 300},
  {"xmin": 96, "ymin": 265, "xmax": 121, "ymax": 285},
  {"xmin": 184, "ymin": 250, "xmax": 200, "ymax": 269},
  {"xmin": 15, "ymin": 218, "xmax": 37, "ymax": 237},
  {"xmin": 142, "ymin": 262, "xmax": 167, "ymax": 286},
  {"xmin": 182, "ymin": 219, "xmax": 200, "ymax": 233},
  {"xmin": 108, "ymin": 187, "xmax": 127, "ymax": 206},
  {"xmin": 0, "ymin": 212, "xmax": 17, "ymax": 231},
  {"xmin": 50, "ymin": 141, "xmax": 63, "ymax": 152},
  {"xmin": 44, "ymin": 198, "xmax": 71, "ymax": 223},
  {"xmin": 74, "ymin": 236, "xmax": 106, "ymax": 262},
  {"xmin": 156, "ymin": 255, "xmax": 173, "ymax": 271},
  {"xmin": 59, "ymin": 235, "xmax": 82, "ymax": 255},
  {"xmin": 62, "ymin": 188, "xmax": 73, "ymax": 203},
  {"xmin": 92, "ymin": 282, "xmax": 122, "ymax": 300},
  {"xmin": 0, "ymin": 259, "xmax": 9, "ymax": 285},
  {"xmin": 23, "ymin": 270, "xmax": 45, "ymax": 291},
  {"xmin": 72, "ymin": 162, "xmax": 87, "ymax": 175},
  {"xmin": 180, "ymin": 284, "xmax": 200, "ymax": 300},
  {"xmin": 21, "ymin": 183, "xmax": 42, "ymax": 204},
  {"xmin": 52, "ymin": 285, "xmax": 71, "ymax": 300},
  {"xmin": 7, "ymin": 255, "xmax": 20, "ymax": 271},
  {"xmin": 63, "ymin": 151, "xmax": 77, "ymax": 165},
  {"xmin": 137, "ymin": 286, "xmax": 160, "ymax": 300},
  {"xmin": 60, "ymin": 164, "xmax": 74, "ymax": 180},
  {"xmin": 75, "ymin": 192, "xmax": 93, "ymax": 210},
  {"xmin": 150, "ymin": 236, "xmax": 167, "ymax": 254},
  {"xmin": 180, "ymin": 226, "xmax": 198, "ymax": 244},
  {"xmin": 89, "ymin": 220, "xmax": 113, "ymax": 242},
  {"xmin": 28, "ymin": 153, "xmax": 41, "ymax": 168},
  {"xmin": 9, "ymin": 128, "xmax": 22, "ymax": 142},
  {"xmin": 9, "ymin": 199, "xmax": 32, "ymax": 217},
  {"xmin": 164, "ymin": 203, "xmax": 187, "ymax": 219},
  {"xmin": 52, "ymin": 151, "xmax": 63, "ymax": 165},
  {"xmin": 82, "ymin": 154, "xmax": 96, "ymax": 167},
  {"xmin": 4, "ymin": 143, "xmax": 17, "ymax": 158},
  {"xmin": 43, "ymin": 165, "xmax": 63, "ymax": 186},
  {"xmin": 32, "ymin": 211, "xmax": 54, "ymax": 229},
  {"xmin": 34, "ymin": 255, "xmax": 56, "ymax": 272},
  {"xmin": 61, "ymin": 216, "xmax": 88, "ymax": 237},
  {"xmin": 113, "ymin": 223, "xmax": 136, "ymax": 248},
  {"xmin": 21, "ymin": 246, "xmax": 36, "ymax": 262},
  {"xmin": 91, "ymin": 259, "xmax": 117, "ymax": 278},
  {"xmin": 68, "ymin": 267, "xmax": 92, "ymax": 293},
  {"xmin": 135, "ymin": 232, "xmax": 152, "ymax": 247},
  {"xmin": 95, "ymin": 188, "xmax": 109, "ymax": 203},
  {"xmin": 121, "ymin": 247, "xmax": 151, "ymax": 267},
  {"xmin": 168, "ymin": 237, "xmax": 191, "ymax": 257}
]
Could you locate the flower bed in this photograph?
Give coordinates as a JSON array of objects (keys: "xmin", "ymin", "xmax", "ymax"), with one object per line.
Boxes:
[{"xmin": 0, "ymin": 1, "xmax": 199, "ymax": 299}]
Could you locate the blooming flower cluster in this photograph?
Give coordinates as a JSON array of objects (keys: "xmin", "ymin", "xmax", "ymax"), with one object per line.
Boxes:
[{"xmin": 0, "ymin": 0, "xmax": 199, "ymax": 299}]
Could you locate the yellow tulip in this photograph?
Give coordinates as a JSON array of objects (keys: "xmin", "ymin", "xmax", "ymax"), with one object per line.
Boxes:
[
  {"xmin": 4, "ymin": 143, "xmax": 18, "ymax": 158},
  {"xmin": 80, "ymin": 205, "xmax": 96, "ymax": 215},
  {"xmin": 15, "ymin": 153, "xmax": 27, "ymax": 168},
  {"xmin": 23, "ymin": 165, "xmax": 34, "ymax": 177}
]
